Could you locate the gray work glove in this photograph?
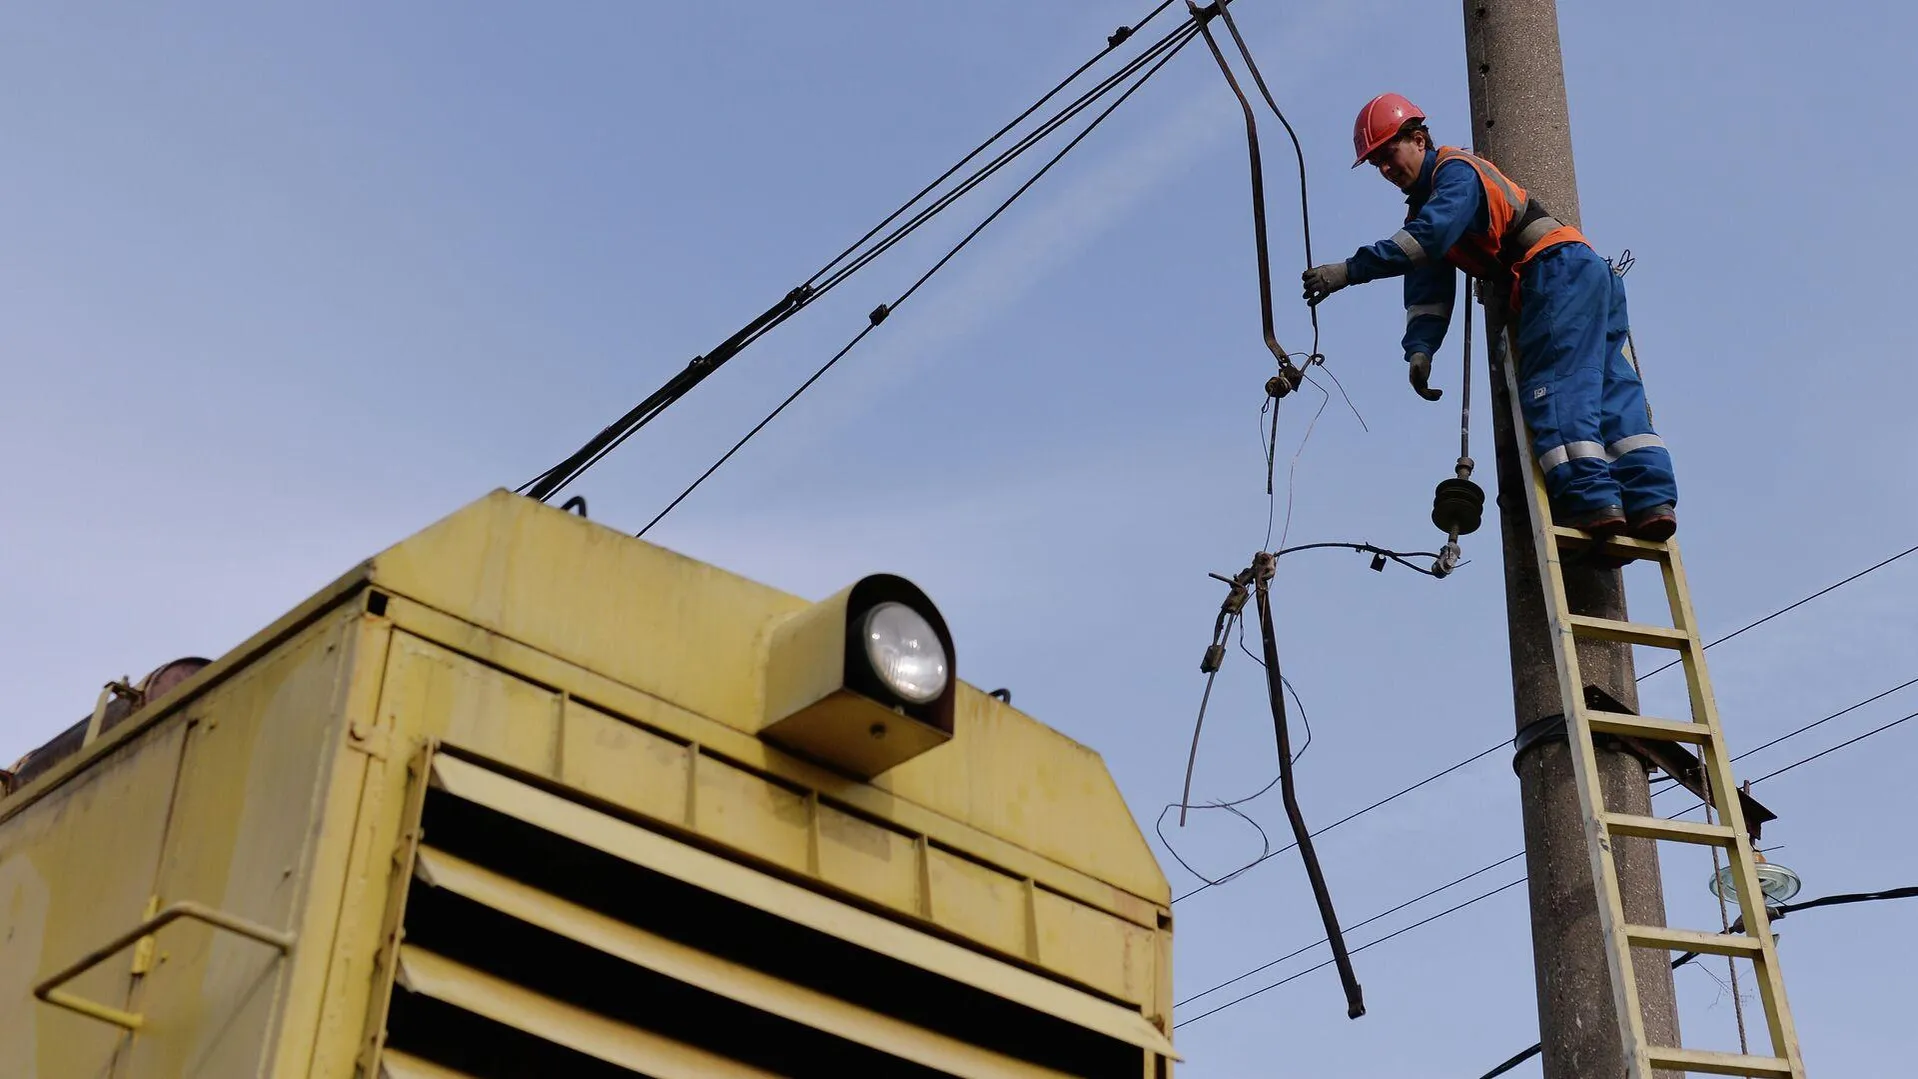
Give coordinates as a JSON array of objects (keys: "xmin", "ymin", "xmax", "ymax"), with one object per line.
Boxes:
[
  {"xmin": 1408, "ymin": 352, "xmax": 1443, "ymax": 401},
  {"xmin": 1301, "ymin": 262, "xmax": 1351, "ymax": 306}
]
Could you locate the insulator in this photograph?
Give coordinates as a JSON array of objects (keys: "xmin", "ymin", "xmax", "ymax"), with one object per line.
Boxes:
[{"xmin": 1431, "ymin": 477, "xmax": 1486, "ymax": 536}]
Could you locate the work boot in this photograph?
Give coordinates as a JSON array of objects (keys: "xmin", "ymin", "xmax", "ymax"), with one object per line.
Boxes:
[
  {"xmin": 1628, "ymin": 503, "xmax": 1677, "ymax": 542},
  {"xmin": 1559, "ymin": 504, "xmax": 1626, "ymax": 535}
]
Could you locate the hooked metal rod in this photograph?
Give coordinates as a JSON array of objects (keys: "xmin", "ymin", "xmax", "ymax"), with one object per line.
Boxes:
[
  {"xmin": 1252, "ymin": 557, "xmax": 1365, "ymax": 1018},
  {"xmin": 1192, "ymin": 5, "xmax": 1298, "ymax": 381}
]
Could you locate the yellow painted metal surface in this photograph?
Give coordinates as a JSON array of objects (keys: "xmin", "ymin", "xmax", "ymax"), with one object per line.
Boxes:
[
  {"xmin": 413, "ymin": 847, "xmax": 1079, "ymax": 1079},
  {"xmin": 425, "ymin": 753, "xmax": 1174, "ymax": 1057},
  {"xmin": 394, "ymin": 946, "xmax": 783, "ymax": 1079},
  {"xmin": 0, "ymin": 490, "xmax": 1176, "ymax": 1076},
  {"xmin": 0, "ymin": 723, "xmax": 189, "ymax": 1078},
  {"xmin": 371, "ymin": 492, "xmax": 1165, "ymax": 908}
]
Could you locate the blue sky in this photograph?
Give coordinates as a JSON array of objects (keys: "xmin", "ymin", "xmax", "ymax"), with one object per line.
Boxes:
[{"xmin": 4, "ymin": 2, "xmax": 1914, "ymax": 1074}]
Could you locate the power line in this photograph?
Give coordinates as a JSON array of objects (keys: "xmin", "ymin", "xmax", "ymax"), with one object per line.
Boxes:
[
  {"xmin": 805, "ymin": 0, "xmax": 1182, "ymax": 290},
  {"xmin": 1477, "ymin": 883, "xmax": 1918, "ymax": 1077},
  {"xmin": 1169, "ymin": 540, "xmax": 1918, "ymax": 902},
  {"xmin": 1172, "ymin": 685, "xmax": 1918, "ymax": 1030},
  {"xmin": 1172, "ymin": 739, "xmax": 1502, "ymax": 903},
  {"xmin": 1175, "ymin": 851, "xmax": 1523, "ymax": 1009},
  {"xmin": 638, "ymin": 19, "xmax": 1206, "ymax": 536},
  {"xmin": 1173, "ymin": 876, "xmax": 1528, "ymax": 1028},
  {"xmin": 1638, "ymin": 541, "xmax": 1918, "ymax": 680},
  {"xmin": 1747, "ymin": 707, "xmax": 1918, "ymax": 785},
  {"xmin": 516, "ymin": 2, "xmax": 1195, "ymax": 504},
  {"xmin": 1652, "ymin": 672, "xmax": 1918, "ymax": 789}
]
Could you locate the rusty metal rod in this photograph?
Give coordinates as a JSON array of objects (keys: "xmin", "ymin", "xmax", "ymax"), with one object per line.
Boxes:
[{"xmin": 1251, "ymin": 552, "xmax": 1364, "ymax": 1018}]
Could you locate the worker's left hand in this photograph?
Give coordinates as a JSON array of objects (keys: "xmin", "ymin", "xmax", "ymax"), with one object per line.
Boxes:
[
  {"xmin": 1407, "ymin": 352, "xmax": 1443, "ymax": 401},
  {"xmin": 1301, "ymin": 262, "xmax": 1350, "ymax": 306}
]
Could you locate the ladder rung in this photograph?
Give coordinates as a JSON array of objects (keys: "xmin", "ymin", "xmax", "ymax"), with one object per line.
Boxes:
[
  {"xmin": 1601, "ymin": 813, "xmax": 1735, "ymax": 846},
  {"xmin": 1646, "ymin": 1046, "xmax": 1793, "ymax": 1077},
  {"xmin": 1565, "ymin": 614, "xmax": 1692, "ymax": 649},
  {"xmin": 1549, "ymin": 525, "xmax": 1671, "ymax": 561},
  {"xmin": 1625, "ymin": 924, "xmax": 1764, "ymax": 957},
  {"xmin": 1584, "ymin": 710, "xmax": 1714, "ymax": 745}
]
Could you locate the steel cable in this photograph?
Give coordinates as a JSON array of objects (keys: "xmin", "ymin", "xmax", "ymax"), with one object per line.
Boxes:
[
  {"xmin": 639, "ymin": 21, "xmax": 1206, "ymax": 536},
  {"xmin": 518, "ymin": 3, "xmax": 1195, "ymax": 502},
  {"xmin": 1176, "ymin": 685, "xmax": 1918, "ymax": 1030}
]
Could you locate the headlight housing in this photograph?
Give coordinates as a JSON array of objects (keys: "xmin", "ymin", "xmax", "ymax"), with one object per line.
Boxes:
[{"xmin": 761, "ymin": 575, "xmax": 957, "ymax": 778}]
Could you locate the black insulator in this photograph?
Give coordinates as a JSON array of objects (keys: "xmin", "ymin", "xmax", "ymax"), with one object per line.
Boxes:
[{"xmin": 1431, "ymin": 477, "xmax": 1486, "ymax": 536}]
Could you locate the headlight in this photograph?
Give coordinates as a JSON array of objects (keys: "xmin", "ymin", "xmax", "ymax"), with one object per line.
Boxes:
[{"xmin": 861, "ymin": 602, "xmax": 948, "ymax": 704}]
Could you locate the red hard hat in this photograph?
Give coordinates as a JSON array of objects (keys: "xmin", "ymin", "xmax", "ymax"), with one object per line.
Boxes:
[{"xmin": 1352, "ymin": 93, "xmax": 1426, "ymax": 167}]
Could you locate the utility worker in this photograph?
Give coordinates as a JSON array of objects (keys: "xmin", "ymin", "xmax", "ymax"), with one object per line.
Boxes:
[{"xmin": 1301, "ymin": 94, "xmax": 1677, "ymax": 540}]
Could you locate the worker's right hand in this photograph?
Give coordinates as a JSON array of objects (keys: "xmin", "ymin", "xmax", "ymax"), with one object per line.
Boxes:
[
  {"xmin": 1407, "ymin": 352, "xmax": 1443, "ymax": 401},
  {"xmin": 1301, "ymin": 262, "xmax": 1350, "ymax": 306}
]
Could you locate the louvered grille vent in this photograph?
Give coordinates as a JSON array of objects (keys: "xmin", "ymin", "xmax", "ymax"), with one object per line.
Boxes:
[{"xmin": 375, "ymin": 756, "xmax": 1168, "ymax": 1079}]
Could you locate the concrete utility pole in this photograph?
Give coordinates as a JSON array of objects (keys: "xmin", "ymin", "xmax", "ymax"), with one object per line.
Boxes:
[{"xmin": 1459, "ymin": 3, "xmax": 1683, "ymax": 1076}]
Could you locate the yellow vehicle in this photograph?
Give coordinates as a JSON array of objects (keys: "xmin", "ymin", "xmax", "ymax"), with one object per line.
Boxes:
[{"xmin": 0, "ymin": 492, "xmax": 1175, "ymax": 1078}]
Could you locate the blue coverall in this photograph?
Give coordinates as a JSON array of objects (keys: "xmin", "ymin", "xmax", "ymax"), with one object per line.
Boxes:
[{"xmin": 1344, "ymin": 148, "xmax": 1677, "ymax": 519}]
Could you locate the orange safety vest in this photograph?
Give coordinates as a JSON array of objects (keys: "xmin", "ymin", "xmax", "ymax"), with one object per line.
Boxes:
[{"xmin": 1416, "ymin": 147, "xmax": 1587, "ymax": 303}]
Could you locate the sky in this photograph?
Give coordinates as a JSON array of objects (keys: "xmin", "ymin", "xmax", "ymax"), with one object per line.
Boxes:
[{"xmin": 3, "ymin": 2, "xmax": 1915, "ymax": 1075}]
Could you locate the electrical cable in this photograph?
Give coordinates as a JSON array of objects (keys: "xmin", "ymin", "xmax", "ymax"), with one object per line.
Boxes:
[
  {"xmin": 1171, "ymin": 544, "xmax": 1918, "ymax": 902},
  {"xmin": 1172, "ymin": 738, "xmax": 1503, "ymax": 903},
  {"xmin": 1638, "ymin": 541, "xmax": 1918, "ymax": 681},
  {"xmin": 1173, "ymin": 876, "xmax": 1528, "ymax": 1029},
  {"xmin": 638, "ymin": 20, "xmax": 1206, "ymax": 536},
  {"xmin": 516, "ymin": 3, "xmax": 1195, "ymax": 504},
  {"xmin": 1274, "ymin": 382, "xmax": 1330, "ymax": 553},
  {"xmin": 1178, "ymin": 691, "xmax": 1918, "ymax": 1034},
  {"xmin": 1177, "ymin": 850, "xmax": 1524, "ymax": 1010},
  {"xmin": 805, "ymin": 0, "xmax": 1182, "ymax": 289},
  {"xmin": 1181, "ymin": 703, "xmax": 1918, "ymax": 1034},
  {"xmin": 1745, "ymin": 707, "xmax": 1917, "ymax": 785},
  {"xmin": 805, "ymin": 15, "xmax": 1202, "ymax": 303},
  {"xmin": 1652, "ymin": 672, "xmax": 1918, "ymax": 789},
  {"xmin": 1478, "ymin": 883, "xmax": 1918, "ymax": 1078}
]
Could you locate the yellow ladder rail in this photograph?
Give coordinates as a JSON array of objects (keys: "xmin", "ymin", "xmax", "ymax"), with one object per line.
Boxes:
[{"xmin": 1499, "ymin": 328, "xmax": 1806, "ymax": 1078}]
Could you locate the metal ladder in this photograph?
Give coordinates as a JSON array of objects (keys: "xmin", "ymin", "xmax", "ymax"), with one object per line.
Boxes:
[{"xmin": 1499, "ymin": 333, "xmax": 1807, "ymax": 1078}]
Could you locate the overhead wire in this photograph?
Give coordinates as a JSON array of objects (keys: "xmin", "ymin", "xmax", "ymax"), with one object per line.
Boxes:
[
  {"xmin": 639, "ymin": 17, "xmax": 1207, "ymax": 536},
  {"xmin": 516, "ymin": 1, "xmax": 1194, "ymax": 505},
  {"xmin": 1174, "ymin": 877, "xmax": 1529, "ymax": 1029},
  {"xmin": 1169, "ymin": 539, "xmax": 1918, "ymax": 902},
  {"xmin": 1652, "ymin": 671, "xmax": 1918, "ymax": 788},
  {"xmin": 804, "ymin": 14, "xmax": 1203, "ymax": 304},
  {"xmin": 804, "ymin": 1, "xmax": 1183, "ymax": 290},
  {"xmin": 1478, "ymin": 883, "xmax": 1918, "ymax": 1078},
  {"xmin": 1175, "ymin": 682, "xmax": 1918, "ymax": 1030},
  {"xmin": 1176, "ymin": 850, "xmax": 1524, "ymax": 1010},
  {"xmin": 1745, "ymin": 707, "xmax": 1917, "ymax": 785},
  {"xmin": 1638, "ymin": 541, "xmax": 1918, "ymax": 680}
]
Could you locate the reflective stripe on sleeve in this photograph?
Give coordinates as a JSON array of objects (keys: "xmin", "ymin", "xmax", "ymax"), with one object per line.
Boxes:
[
  {"xmin": 1405, "ymin": 302, "xmax": 1447, "ymax": 326},
  {"xmin": 1391, "ymin": 229, "xmax": 1427, "ymax": 264},
  {"xmin": 1538, "ymin": 441, "xmax": 1608, "ymax": 472},
  {"xmin": 1608, "ymin": 433, "xmax": 1666, "ymax": 458}
]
